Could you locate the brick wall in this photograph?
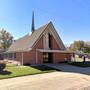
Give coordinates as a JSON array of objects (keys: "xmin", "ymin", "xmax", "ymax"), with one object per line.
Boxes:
[
  {"xmin": 51, "ymin": 35, "xmax": 61, "ymax": 50},
  {"xmin": 5, "ymin": 33, "xmax": 71, "ymax": 65},
  {"xmin": 15, "ymin": 36, "xmax": 43, "ymax": 65},
  {"xmin": 53, "ymin": 53, "xmax": 71, "ymax": 64},
  {"xmin": 51, "ymin": 35, "xmax": 71, "ymax": 63}
]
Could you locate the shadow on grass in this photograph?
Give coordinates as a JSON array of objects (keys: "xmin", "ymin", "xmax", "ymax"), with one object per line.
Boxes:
[
  {"xmin": 0, "ymin": 70, "xmax": 11, "ymax": 75},
  {"xmin": 69, "ymin": 62, "xmax": 90, "ymax": 67},
  {"xmin": 31, "ymin": 65, "xmax": 60, "ymax": 71}
]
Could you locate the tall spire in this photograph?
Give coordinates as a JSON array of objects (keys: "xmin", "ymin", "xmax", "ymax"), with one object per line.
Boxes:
[{"xmin": 31, "ymin": 11, "xmax": 35, "ymax": 33}]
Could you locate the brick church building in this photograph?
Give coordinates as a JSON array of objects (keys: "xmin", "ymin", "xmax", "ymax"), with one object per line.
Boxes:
[{"xmin": 5, "ymin": 13, "xmax": 71, "ymax": 65}]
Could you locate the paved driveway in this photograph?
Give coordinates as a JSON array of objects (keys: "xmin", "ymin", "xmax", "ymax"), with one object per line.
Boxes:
[
  {"xmin": 0, "ymin": 64, "xmax": 90, "ymax": 90},
  {"xmin": 45, "ymin": 63, "xmax": 90, "ymax": 75}
]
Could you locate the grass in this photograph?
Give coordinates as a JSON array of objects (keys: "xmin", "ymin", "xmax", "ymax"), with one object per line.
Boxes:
[
  {"xmin": 72, "ymin": 57, "xmax": 90, "ymax": 62},
  {"xmin": 0, "ymin": 64, "xmax": 57, "ymax": 80},
  {"xmin": 70, "ymin": 57, "xmax": 90, "ymax": 67},
  {"xmin": 69, "ymin": 62, "xmax": 90, "ymax": 67},
  {"xmin": 6, "ymin": 64, "xmax": 16, "ymax": 67}
]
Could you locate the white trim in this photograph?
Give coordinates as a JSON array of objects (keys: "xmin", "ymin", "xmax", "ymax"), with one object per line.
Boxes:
[
  {"xmin": 13, "ymin": 53, "xmax": 14, "ymax": 63},
  {"xmin": 5, "ymin": 48, "xmax": 32, "ymax": 53},
  {"xmin": 21, "ymin": 52, "xmax": 24, "ymax": 65},
  {"xmin": 48, "ymin": 23, "xmax": 66, "ymax": 50},
  {"xmin": 32, "ymin": 23, "xmax": 50, "ymax": 49},
  {"xmin": 43, "ymin": 33, "xmax": 49, "ymax": 49},
  {"xmin": 31, "ymin": 22, "xmax": 66, "ymax": 50},
  {"xmin": 37, "ymin": 49, "xmax": 72, "ymax": 53}
]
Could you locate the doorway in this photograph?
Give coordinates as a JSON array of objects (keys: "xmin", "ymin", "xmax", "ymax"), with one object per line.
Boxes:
[{"xmin": 43, "ymin": 52, "xmax": 53, "ymax": 63}]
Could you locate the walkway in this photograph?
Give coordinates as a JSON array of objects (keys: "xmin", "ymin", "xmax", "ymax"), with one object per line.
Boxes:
[{"xmin": 0, "ymin": 64, "xmax": 90, "ymax": 90}]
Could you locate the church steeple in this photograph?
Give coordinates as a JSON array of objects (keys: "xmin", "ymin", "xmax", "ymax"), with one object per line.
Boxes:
[{"xmin": 31, "ymin": 11, "xmax": 35, "ymax": 33}]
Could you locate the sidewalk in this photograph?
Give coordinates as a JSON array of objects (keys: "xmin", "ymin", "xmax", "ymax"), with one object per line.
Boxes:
[{"xmin": 0, "ymin": 71, "xmax": 90, "ymax": 90}]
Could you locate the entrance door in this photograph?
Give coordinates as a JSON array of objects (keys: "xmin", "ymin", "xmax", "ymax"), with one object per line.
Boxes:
[
  {"xmin": 43, "ymin": 53, "xmax": 53, "ymax": 63},
  {"xmin": 48, "ymin": 53, "xmax": 53, "ymax": 63}
]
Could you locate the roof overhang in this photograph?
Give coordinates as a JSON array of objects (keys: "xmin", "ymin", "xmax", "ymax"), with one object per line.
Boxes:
[
  {"xmin": 37, "ymin": 49, "xmax": 73, "ymax": 53},
  {"xmin": 4, "ymin": 48, "xmax": 32, "ymax": 53}
]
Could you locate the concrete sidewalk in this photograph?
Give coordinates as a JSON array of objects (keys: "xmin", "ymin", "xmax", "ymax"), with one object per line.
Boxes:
[
  {"xmin": 0, "ymin": 72, "xmax": 90, "ymax": 90},
  {"xmin": 0, "ymin": 64, "xmax": 90, "ymax": 90}
]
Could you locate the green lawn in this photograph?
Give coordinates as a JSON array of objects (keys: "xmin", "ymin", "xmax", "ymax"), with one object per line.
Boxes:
[
  {"xmin": 70, "ymin": 57, "xmax": 90, "ymax": 67},
  {"xmin": 0, "ymin": 64, "xmax": 57, "ymax": 79},
  {"xmin": 6, "ymin": 64, "xmax": 16, "ymax": 67},
  {"xmin": 72, "ymin": 57, "xmax": 90, "ymax": 62}
]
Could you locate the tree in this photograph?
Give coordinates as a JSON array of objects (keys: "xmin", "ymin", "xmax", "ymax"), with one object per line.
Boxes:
[
  {"xmin": 0, "ymin": 29, "xmax": 13, "ymax": 50},
  {"xmin": 84, "ymin": 45, "xmax": 90, "ymax": 54},
  {"xmin": 69, "ymin": 40, "xmax": 87, "ymax": 52}
]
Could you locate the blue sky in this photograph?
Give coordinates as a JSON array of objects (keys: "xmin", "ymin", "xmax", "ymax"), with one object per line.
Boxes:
[{"xmin": 0, "ymin": 0, "xmax": 90, "ymax": 46}]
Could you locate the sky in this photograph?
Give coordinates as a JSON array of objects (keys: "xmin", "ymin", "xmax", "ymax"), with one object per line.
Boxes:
[{"xmin": 0, "ymin": 0, "xmax": 90, "ymax": 46}]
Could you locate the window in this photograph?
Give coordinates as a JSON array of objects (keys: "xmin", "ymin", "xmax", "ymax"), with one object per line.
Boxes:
[
  {"xmin": 14, "ymin": 53, "xmax": 16, "ymax": 58},
  {"xmin": 9, "ymin": 53, "xmax": 16, "ymax": 58},
  {"xmin": 4, "ymin": 53, "xmax": 16, "ymax": 58},
  {"xmin": 9, "ymin": 53, "xmax": 12, "ymax": 58},
  {"xmin": 4, "ymin": 54, "xmax": 8, "ymax": 58},
  {"xmin": 48, "ymin": 34, "xmax": 52, "ymax": 49}
]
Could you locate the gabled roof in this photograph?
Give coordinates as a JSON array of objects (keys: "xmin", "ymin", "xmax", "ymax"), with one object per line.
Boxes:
[
  {"xmin": 7, "ymin": 23, "xmax": 48, "ymax": 52},
  {"xmin": 7, "ymin": 22, "xmax": 66, "ymax": 53}
]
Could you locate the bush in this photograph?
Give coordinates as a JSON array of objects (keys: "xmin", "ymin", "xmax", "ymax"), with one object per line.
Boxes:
[
  {"xmin": 69, "ymin": 62, "xmax": 90, "ymax": 67},
  {"xmin": 24, "ymin": 63, "xmax": 31, "ymax": 66},
  {"xmin": 0, "ymin": 61, "xmax": 6, "ymax": 71},
  {"xmin": 88, "ymin": 56, "xmax": 90, "ymax": 59}
]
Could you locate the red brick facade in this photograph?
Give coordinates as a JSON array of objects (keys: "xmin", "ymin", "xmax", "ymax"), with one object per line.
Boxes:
[
  {"xmin": 14, "ymin": 36, "xmax": 43, "ymax": 64},
  {"xmin": 51, "ymin": 35, "xmax": 71, "ymax": 64},
  {"xmin": 53, "ymin": 53, "xmax": 71, "ymax": 64},
  {"xmin": 51, "ymin": 35, "xmax": 61, "ymax": 50},
  {"xmin": 6, "ymin": 34, "xmax": 71, "ymax": 65}
]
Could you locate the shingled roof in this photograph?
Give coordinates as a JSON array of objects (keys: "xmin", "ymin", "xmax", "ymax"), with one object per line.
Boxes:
[
  {"xmin": 7, "ymin": 23, "xmax": 48, "ymax": 52},
  {"xmin": 7, "ymin": 22, "xmax": 66, "ymax": 53}
]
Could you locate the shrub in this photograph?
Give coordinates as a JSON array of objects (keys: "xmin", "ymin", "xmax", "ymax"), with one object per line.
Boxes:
[
  {"xmin": 24, "ymin": 63, "xmax": 31, "ymax": 66},
  {"xmin": 88, "ymin": 56, "xmax": 90, "ymax": 59},
  {"xmin": 0, "ymin": 61, "xmax": 6, "ymax": 71}
]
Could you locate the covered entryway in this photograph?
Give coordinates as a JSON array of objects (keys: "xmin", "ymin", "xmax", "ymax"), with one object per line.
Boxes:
[{"xmin": 37, "ymin": 49, "xmax": 72, "ymax": 64}]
